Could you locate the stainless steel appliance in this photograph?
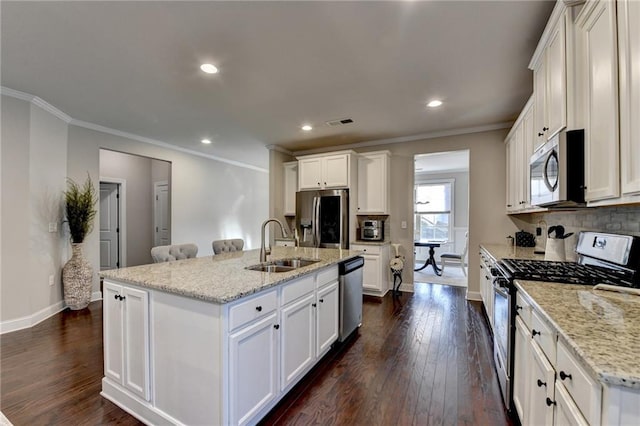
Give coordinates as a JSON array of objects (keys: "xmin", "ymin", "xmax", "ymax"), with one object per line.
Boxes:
[
  {"xmin": 360, "ymin": 220, "xmax": 383, "ymax": 241},
  {"xmin": 338, "ymin": 256, "xmax": 364, "ymax": 342},
  {"xmin": 295, "ymin": 189, "xmax": 349, "ymax": 249},
  {"xmin": 491, "ymin": 231, "xmax": 640, "ymax": 416},
  {"xmin": 530, "ymin": 129, "xmax": 585, "ymax": 207}
]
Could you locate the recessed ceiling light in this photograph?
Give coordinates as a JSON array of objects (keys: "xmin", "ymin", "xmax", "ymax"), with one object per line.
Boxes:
[
  {"xmin": 200, "ymin": 63, "xmax": 218, "ymax": 74},
  {"xmin": 427, "ymin": 100, "xmax": 443, "ymax": 108},
  {"xmin": 201, "ymin": 139, "xmax": 212, "ymax": 144},
  {"xmin": 301, "ymin": 125, "xmax": 313, "ymax": 131}
]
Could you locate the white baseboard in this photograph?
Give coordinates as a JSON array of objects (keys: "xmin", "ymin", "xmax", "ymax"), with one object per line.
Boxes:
[
  {"xmin": 398, "ymin": 283, "xmax": 414, "ymax": 293},
  {"xmin": 0, "ymin": 290, "xmax": 103, "ymax": 334},
  {"xmin": 466, "ymin": 291, "xmax": 482, "ymax": 301}
]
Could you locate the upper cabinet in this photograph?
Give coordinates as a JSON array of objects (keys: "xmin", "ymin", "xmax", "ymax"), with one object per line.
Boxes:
[
  {"xmin": 283, "ymin": 161, "xmax": 298, "ymax": 216},
  {"xmin": 530, "ymin": 3, "xmax": 569, "ymax": 148},
  {"xmin": 506, "ymin": 97, "xmax": 536, "ymax": 214},
  {"xmin": 617, "ymin": 0, "xmax": 640, "ymax": 196},
  {"xmin": 357, "ymin": 151, "xmax": 391, "ymax": 215},
  {"xmin": 297, "ymin": 151, "xmax": 355, "ymax": 190},
  {"xmin": 575, "ymin": 0, "xmax": 640, "ymax": 206}
]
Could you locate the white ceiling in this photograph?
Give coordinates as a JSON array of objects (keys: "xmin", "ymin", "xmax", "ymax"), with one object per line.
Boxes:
[
  {"xmin": 1, "ymin": 1, "xmax": 554, "ymax": 170},
  {"xmin": 415, "ymin": 150, "xmax": 469, "ymax": 174}
]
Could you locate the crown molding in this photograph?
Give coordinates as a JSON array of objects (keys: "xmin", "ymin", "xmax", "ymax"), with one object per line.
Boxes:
[
  {"xmin": 1, "ymin": 86, "xmax": 267, "ymax": 173},
  {"xmin": 265, "ymin": 144, "xmax": 294, "ymax": 156},
  {"xmin": 291, "ymin": 122, "xmax": 513, "ymax": 156},
  {"xmin": 1, "ymin": 86, "xmax": 72, "ymax": 123}
]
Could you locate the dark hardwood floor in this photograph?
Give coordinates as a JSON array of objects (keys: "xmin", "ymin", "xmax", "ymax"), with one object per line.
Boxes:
[{"xmin": 1, "ymin": 283, "xmax": 509, "ymax": 426}]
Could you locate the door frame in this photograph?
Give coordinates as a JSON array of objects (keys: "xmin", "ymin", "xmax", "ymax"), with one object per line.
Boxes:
[
  {"xmin": 153, "ymin": 180, "xmax": 171, "ymax": 247},
  {"xmin": 100, "ymin": 176, "xmax": 127, "ymax": 268}
]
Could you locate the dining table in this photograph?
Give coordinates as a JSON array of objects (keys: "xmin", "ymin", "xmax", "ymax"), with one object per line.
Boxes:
[{"xmin": 414, "ymin": 239, "xmax": 448, "ymax": 276}]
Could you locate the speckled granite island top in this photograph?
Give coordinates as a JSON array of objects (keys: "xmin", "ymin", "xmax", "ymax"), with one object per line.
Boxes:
[
  {"xmin": 100, "ymin": 247, "xmax": 361, "ymax": 304},
  {"xmin": 516, "ymin": 280, "xmax": 640, "ymax": 389}
]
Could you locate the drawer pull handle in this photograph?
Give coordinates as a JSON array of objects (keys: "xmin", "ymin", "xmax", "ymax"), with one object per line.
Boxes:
[
  {"xmin": 537, "ymin": 379, "xmax": 546, "ymax": 388},
  {"xmin": 274, "ymin": 324, "xmax": 280, "ymax": 330},
  {"xmin": 255, "ymin": 306, "xmax": 262, "ymax": 312},
  {"xmin": 532, "ymin": 329, "xmax": 540, "ymax": 338},
  {"xmin": 546, "ymin": 397, "xmax": 556, "ymax": 407},
  {"xmin": 559, "ymin": 371, "xmax": 572, "ymax": 381}
]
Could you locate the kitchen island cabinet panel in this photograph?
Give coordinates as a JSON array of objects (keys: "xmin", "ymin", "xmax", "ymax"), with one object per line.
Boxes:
[
  {"xmin": 316, "ymin": 281, "xmax": 339, "ymax": 357},
  {"xmin": 280, "ymin": 292, "xmax": 315, "ymax": 392}
]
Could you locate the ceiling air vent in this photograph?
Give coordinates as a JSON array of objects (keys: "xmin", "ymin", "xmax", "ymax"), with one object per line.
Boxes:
[{"xmin": 326, "ymin": 118, "xmax": 354, "ymax": 127}]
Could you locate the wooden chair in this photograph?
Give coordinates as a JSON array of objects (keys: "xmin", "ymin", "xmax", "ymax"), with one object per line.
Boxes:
[{"xmin": 440, "ymin": 232, "xmax": 469, "ymax": 276}]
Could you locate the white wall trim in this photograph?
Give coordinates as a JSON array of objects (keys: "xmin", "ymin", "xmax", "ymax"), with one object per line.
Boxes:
[
  {"xmin": 1, "ymin": 86, "xmax": 268, "ymax": 174},
  {"xmin": 0, "ymin": 292, "xmax": 103, "ymax": 334},
  {"xmin": 292, "ymin": 122, "xmax": 513, "ymax": 156},
  {"xmin": 100, "ymin": 176, "xmax": 128, "ymax": 268},
  {"xmin": 266, "ymin": 144, "xmax": 294, "ymax": 156},
  {"xmin": 466, "ymin": 290, "xmax": 482, "ymax": 301},
  {"xmin": 1, "ymin": 86, "xmax": 72, "ymax": 123}
]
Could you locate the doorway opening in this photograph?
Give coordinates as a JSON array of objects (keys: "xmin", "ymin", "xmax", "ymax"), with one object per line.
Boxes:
[
  {"xmin": 413, "ymin": 150, "xmax": 469, "ymax": 288},
  {"xmin": 99, "ymin": 149, "xmax": 171, "ymax": 268}
]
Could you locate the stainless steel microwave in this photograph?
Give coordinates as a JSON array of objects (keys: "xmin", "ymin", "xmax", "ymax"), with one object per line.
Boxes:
[
  {"xmin": 530, "ymin": 129, "xmax": 585, "ymax": 207},
  {"xmin": 361, "ymin": 220, "xmax": 384, "ymax": 241}
]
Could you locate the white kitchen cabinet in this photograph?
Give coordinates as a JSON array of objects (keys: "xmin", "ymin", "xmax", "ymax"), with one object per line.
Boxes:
[
  {"xmin": 505, "ymin": 97, "xmax": 535, "ymax": 213},
  {"xmin": 229, "ymin": 312, "xmax": 279, "ymax": 426},
  {"xmin": 531, "ymin": 4, "xmax": 568, "ymax": 147},
  {"xmin": 283, "ymin": 161, "xmax": 298, "ymax": 215},
  {"xmin": 478, "ymin": 248, "xmax": 494, "ymax": 331},
  {"xmin": 357, "ymin": 151, "xmax": 391, "ymax": 214},
  {"xmin": 554, "ymin": 381, "xmax": 589, "ymax": 426},
  {"xmin": 316, "ymin": 280, "xmax": 339, "ymax": 357},
  {"xmin": 577, "ymin": 0, "xmax": 620, "ymax": 202},
  {"xmin": 351, "ymin": 243, "xmax": 389, "ymax": 296},
  {"xmin": 103, "ymin": 281, "xmax": 150, "ymax": 401},
  {"xmin": 618, "ymin": 0, "xmax": 640, "ymax": 196},
  {"xmin": 297, "ymin": 152, "xmax": 353, "ymax": 190},
  {"xmin": 280, "ymin": 292, "xmax": 315, "ymax": 391},
  {"xmin": 529, "ymin": 337, "xmax": 556, "ymax": 426},
  {"xmin": 514, "ymin": 316, "xmax": 531, "ymax": 424}
]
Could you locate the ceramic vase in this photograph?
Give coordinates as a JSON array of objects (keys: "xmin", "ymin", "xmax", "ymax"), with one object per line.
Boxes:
[{"xmin": 62, "ymin": 243, "xmax": 92, "ymax": 310}]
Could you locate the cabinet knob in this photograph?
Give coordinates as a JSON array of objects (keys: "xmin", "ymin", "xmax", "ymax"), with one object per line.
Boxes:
[
  {"xmin": 537, "ymin": 379, "xmax": 547, "ymax": 388},
  {"xmin": 532, "ymin": 329, "xmax": 541, "ymax": 338},
  {"xmin": 507, "ymin": 204, "xmax": 512, "ymax": 207},
  {"xmin": 543, "ymin": 127, "xmax": 549, "ymax": 131},
  {"xmin": 121, "ymin": 296, "xmax": 126, "ymax": 301},
  {"xmin": 312, "ymin": 303, "xmax": 317, "ymax": 307},
  {"xmin": 324, "ymin": 182, "xmax": 327, "ymax": 186},
  {"xmin": 515, "ymin": 305, "xmax": 522, "ymax": 311},
  {"xmin": 559, "ymin": 371, "xmax": 572, "ymax": 381},
  {"xmin": 319, "ymin": 299, "xmax": 324, "ymax": 303},
  {"xmin": 255, "ymin": 306, "xmax": 262, "ymax": 312},
  {"xmin": 114, "ymin": 294, "xmax": 119, "ymax": 300},
  {"xmin": 546, "ymin": 397, "xmax": 556, "ymax": 407},
  {"xmin": 273, "ymin": 324, "xmax": 280, "ymax": 330},
  {"xmin": 538, "ymin": 132, "xmax": 544, "ymax": 137}
]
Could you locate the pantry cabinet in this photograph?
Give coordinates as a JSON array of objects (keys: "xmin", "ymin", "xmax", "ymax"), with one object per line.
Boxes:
[
  {"xmin": 103, "ymin": 282, "xmax": 150, "ymax": 401},
  {"xmin": 283, "ymin": 161, "xmax": 297, "ymax": 216},
  {"xmin": 577, "ymin": 0, "xmax": 621, "ymax": 202},
  {"xmin": 617, "ymin": 0, "xmax": 640, "ymax": 196},
  {"xmin": 357, "ymin": 151, "xmax": 391, "ymax": 214},
  {"xmin": 298, "ymin": 152, "xmax": 354, "ymax": 190}
]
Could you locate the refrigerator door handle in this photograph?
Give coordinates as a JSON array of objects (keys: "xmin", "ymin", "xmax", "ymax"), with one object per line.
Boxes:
[{"xmin": 314, "ymin": 196, "xmax": 321, "ymax": 247}]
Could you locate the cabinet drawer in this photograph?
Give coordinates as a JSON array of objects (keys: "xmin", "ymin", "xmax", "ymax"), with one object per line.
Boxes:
[
  {"xmin": 515, "ymin": 291, "xmax": 532, "ymax": 329},
  {"xmin": 351, "ymin": 244, "xmax": 381, "ymax": 255},
  {"xmin": 281, "ymin": 275, "xmax": 315, "ymax": 306},
  {"xmin": 557, "ymin": 339, "xmax": 602, "ymax": 425},
  {"xmin": 555, "ymin": 380, "xmax": 589, "ymax": 426},
  {"xmin": 316, "ymin": 266, "xmax": 338, "ymax": 288},
  {"xmin": 229, "ymin": 290, "xmax": 278, "ymax": 331},
  {"xmin": 531, "ymin": 309, "xmax": 556, "ymax": 366}
]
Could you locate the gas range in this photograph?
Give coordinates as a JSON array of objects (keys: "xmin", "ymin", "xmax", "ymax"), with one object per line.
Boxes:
[{"xmin": 498, "ymin": 258, "xmax": 637, "ymax": 287}]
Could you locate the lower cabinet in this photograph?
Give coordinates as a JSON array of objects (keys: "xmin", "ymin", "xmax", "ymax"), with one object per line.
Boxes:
[
  {"xmin": 528, "ymin": 336, "xmax": 556, "ymax": 426},
  {"xmin": 316, "ymin": 281, "xmax": 339, "ymax": 357},
  {"xmin": 103, "ymin": 281, "xmax": 150, "ymax": 401},
  {"xmin": 479, "ymin": 248, "xmax": 494, "ymax": 331},
  {"xmin": 513, "ymin": 316, "xmax": 531, "ymax": 422},
  {"xmin": 280, "ymin": 292, "xmax": 316, "ymax": 391},
  {"xmin": 229, "ymin": 312, "xmax": 279, "ymax": 426},
  {"xmin": 351, "ymin": 243, "xmax": 390, "ymax": 296}
]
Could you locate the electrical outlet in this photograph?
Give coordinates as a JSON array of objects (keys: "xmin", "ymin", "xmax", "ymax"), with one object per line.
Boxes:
[
  {"xmin": 48, "ymin": 275, "xmax": 54, "ymax": 286},
  {"xmin": 401, "ymin": 221, "xmax": 407, "ymax": 229},
  {"xmin": 48, "ymin": 222, "xmax": 57, "ymax": 233}
]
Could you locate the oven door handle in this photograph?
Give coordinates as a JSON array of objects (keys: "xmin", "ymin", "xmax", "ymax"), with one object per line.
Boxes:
[{"xmin": 493, "ymin": 282, "xmax": 509, "ymax": 298}]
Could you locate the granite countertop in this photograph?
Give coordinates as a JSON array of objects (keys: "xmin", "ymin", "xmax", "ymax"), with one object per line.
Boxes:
[
  {"xmin": 480, "ymin": 244, "xmax": 546, "ymax": 262},
  {"xmin": 516, "ymin": 281, "xmax": 640, "ymax": 389},
  {"xmin": 100, "ymin": 247, "xmax": 361, "ymax": 304},
  {"xmin": 351, "ymin": 240, "xmax": 391, "ymax": 246}
]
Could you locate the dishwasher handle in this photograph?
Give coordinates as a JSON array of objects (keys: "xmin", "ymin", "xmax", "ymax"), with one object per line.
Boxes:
[{"xmin": 339, "ymin": 256, "xmax": 364, "ymax": 275}]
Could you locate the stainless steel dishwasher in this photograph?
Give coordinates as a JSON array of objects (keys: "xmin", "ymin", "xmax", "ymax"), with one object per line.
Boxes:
[{"xmin": 338, "ymin": 256, "xmax": 364, "ymax": 342}]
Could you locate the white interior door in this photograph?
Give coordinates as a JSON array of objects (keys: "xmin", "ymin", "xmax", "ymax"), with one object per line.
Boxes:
[
  {"xmin": 100, "ymin": 182, "xmax": 120, "ymax": 270},
  {"xmin": 154, "ymin": 182, "xmax": 170, "ymax": 247}
]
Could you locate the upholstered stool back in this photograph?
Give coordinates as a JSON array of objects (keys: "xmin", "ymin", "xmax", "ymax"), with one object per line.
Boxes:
[
  {"xmin": 212, "ymin": 239, "xmax": 244, "ymax": 254},
  {"xmin": 151, "ymin": 243, "xmax": 198, "ymax": 263}
]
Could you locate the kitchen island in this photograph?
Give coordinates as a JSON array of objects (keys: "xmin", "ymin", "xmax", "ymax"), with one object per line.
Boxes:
[{"xmin": 99, "ymin": 247, "xmax": 361, "ymax": 426}]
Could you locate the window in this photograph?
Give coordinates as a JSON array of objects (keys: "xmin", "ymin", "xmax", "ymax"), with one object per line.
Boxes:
[{"xmin": 414, "ymin": 180, "xmax": 453, "ymax": 241}]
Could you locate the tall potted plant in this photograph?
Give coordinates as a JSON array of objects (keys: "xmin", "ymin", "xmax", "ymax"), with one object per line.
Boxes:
[{"xmin": 62, "ymin": 175, "xmax": 97, "ymax": 310}]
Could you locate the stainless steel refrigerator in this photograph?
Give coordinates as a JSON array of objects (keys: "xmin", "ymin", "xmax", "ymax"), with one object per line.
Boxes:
[{"xmin": 295, "ymin": 189, "xmax": 349, "ymax": 249}]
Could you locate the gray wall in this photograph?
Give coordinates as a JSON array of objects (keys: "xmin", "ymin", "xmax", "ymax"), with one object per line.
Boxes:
[
  {"xmin": 1, "ymin": 96, "xmax": 69, "ymax": 322},
  {"xmin": 1, "ymin": 93, "xmax": 269, "ymax": 326},
  {"xmin": 100, "ymin": 149, "xmax": 154, "ymax": 266}
]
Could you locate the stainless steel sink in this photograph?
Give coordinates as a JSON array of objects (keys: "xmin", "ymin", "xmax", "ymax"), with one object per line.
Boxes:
[{"xmin": 245, "ymin": 258, "xmax": 320, "ymax": 273}]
